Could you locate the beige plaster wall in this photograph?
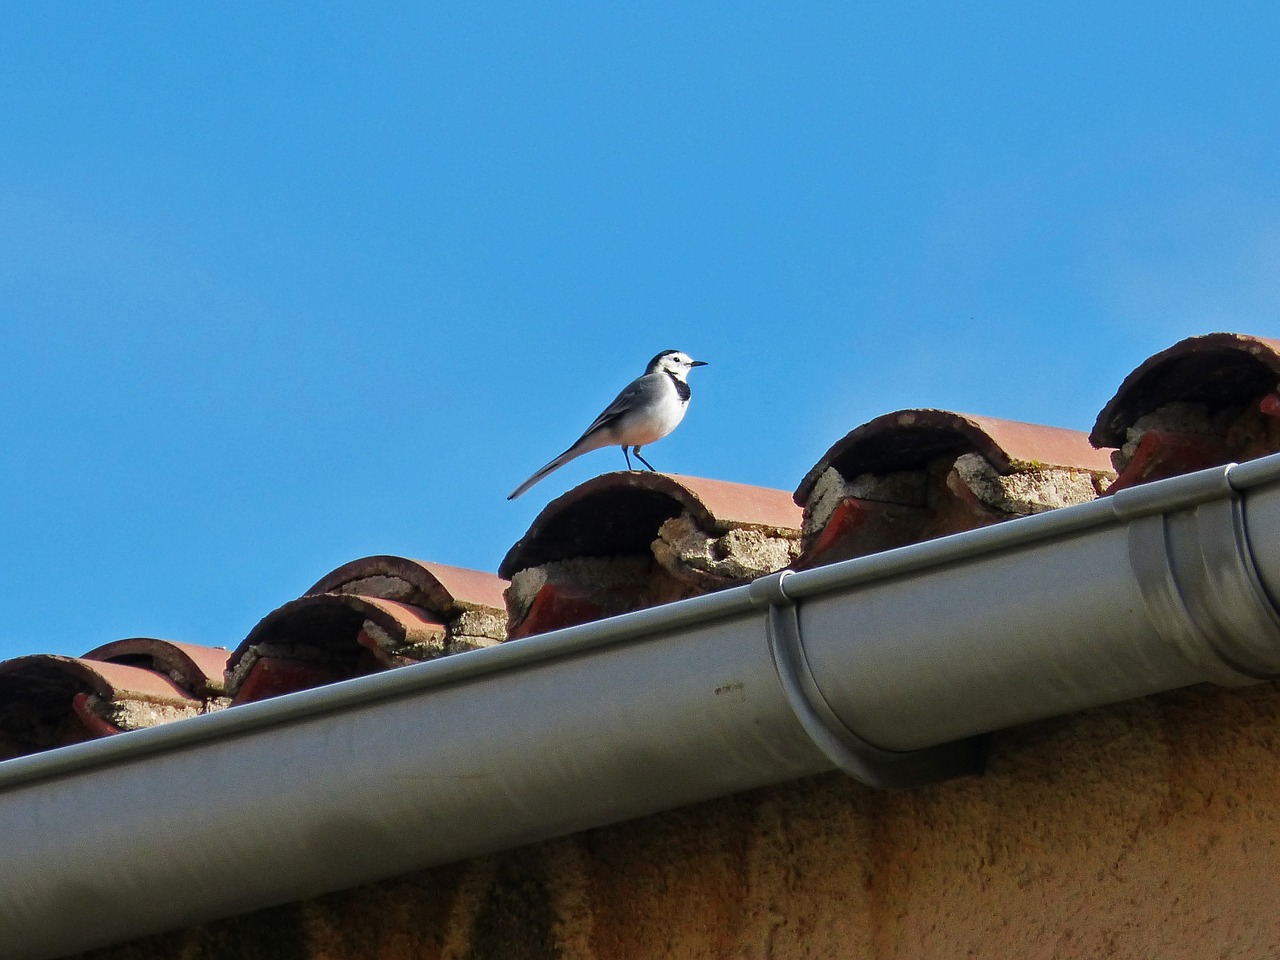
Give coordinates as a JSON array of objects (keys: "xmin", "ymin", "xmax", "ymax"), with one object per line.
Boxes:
[{"xmin": 76, "ymin": 680, "xmax": 1280, "ymax": 960}]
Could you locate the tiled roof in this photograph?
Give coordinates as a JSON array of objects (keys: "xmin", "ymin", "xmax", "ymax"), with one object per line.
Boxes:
[{"xmin": 3, "ymin": 331, "xmax": 1279, "ymax": 760}]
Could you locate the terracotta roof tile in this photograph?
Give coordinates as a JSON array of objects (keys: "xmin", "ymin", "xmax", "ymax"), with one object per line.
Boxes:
[
  {"xmin": 1091, "ymin": 332, "xmax": 1280, "ymax": 447},
  {"xmin": 793, "ymin": 409, "xmax": 1113, "ymax": 569},
  {"xmin": 306, "ymin": 556, "xmax": 508, "ymax": 614},
  {"xmin": 82, "ymin": 638, "xmax": 230, "ymax": 697},
  {"xmin": 0, "ymin": 655, "xmax": 196, "ymax": 706},
  {"xmin": 500, "ymin": 471, "xmax": 801, "ymax": 576},
  {"xmin": 1090, "ymin": 332, "xmax": 1280, "ymax": 491},
  {"xmin": 796, "ymin": 409, "xmax": 1114, "ymax": 504},
  {"xmin": 0, "ymin": 654, "xmax": 204, "ymax": 760},
  {"xmin": 500, "ymin": 472, "xmax": 801, "ymax": 638},
  {"xmin": 227, "ymin": 593, "xmax": 476, "ymax": 704}
]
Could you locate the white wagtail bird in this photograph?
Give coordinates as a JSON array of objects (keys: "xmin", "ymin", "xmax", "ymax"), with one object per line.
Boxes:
[{"xmin": 507, "ymin": 349, "xmax": 708, "ymax": 500}]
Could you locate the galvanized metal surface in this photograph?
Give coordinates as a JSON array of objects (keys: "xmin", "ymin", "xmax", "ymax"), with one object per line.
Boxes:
[{"xmin": 5, "ymin": 456, "xmax": 1280, "ymax": 958}]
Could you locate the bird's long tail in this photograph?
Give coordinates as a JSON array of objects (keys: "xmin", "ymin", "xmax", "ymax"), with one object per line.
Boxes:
[{"xmin": 507, "ymin": 444, "xmax": 589, "ymax": 500}]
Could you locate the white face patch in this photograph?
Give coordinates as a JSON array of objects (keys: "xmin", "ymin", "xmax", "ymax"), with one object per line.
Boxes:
[{"xmin": 658, "ymin": 352, "xmax": 696, "ymax": 374}]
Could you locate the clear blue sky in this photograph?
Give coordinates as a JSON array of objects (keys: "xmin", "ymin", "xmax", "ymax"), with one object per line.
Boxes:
[{"xmin": 2, "ymin": 4, "xmax": 1277, "ymax": 659}]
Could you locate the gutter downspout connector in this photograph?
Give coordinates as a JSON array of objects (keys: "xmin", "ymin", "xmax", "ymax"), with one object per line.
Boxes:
[{"xmin": 5, "ymin": 458, "xmax": 1280, "ymax": 958}]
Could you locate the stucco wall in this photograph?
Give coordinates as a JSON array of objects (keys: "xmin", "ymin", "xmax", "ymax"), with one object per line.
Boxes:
[{"xmin": 75, "ymin": 680, "xmax": 1280, "ymax": 960}]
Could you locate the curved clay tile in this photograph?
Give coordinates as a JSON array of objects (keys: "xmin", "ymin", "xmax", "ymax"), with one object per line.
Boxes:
[
  {"xmin": 500, "ymin": 471, "xmax": 802, "ymax": 577},
  {"xmin": 796, "ymin": 409, "xmax": 1114, "ymax": 504},
  {"xmin": 0, "ymin": 655, "xmax": 195, "ymax": 706},
  {"xmin": 0, "ymin": 654, "xmax": 201, "ymax": 759},
  {"xmin": 227, "ymin": 594, "xmax": 462, "ymax": 704},
  {"xmin": 793, "ymin": 410, "xmax": 1113, "ymax": 569},
  {"xmin": 82, "ymin": 638, "xmax": 230, "ymax": 698},
  {"xmin": 305, "ymin": 558, "xmax": 508, "ymax": 656},
  {"xmin": 1090, "ymin": 333, "xmax": 1280, "ymax": 491},
  {"xmin": 306, "ymin": 556, "xmax": 508, "ymax": 614},
  {"xmin": 500, "ymin": 472, "xmax": 802, "ymax": 638},
  {"xmin": 1091, "ymin": 333, "xmax": 1280, "ymax": 448}
]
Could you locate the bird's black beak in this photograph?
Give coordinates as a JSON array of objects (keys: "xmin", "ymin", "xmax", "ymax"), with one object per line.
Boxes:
[{"xmin": 691, "ymin": 360, "xmax": 708, "ymax": 367}]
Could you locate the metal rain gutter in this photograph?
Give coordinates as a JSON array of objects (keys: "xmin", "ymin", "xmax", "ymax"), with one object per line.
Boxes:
[{"xmin": 6, "ymin": 455, "xmax": 1280, "ymax": 958}]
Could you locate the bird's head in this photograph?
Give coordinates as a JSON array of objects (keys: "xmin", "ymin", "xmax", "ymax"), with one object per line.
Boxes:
[{"xmin": 647, "ymin": 350, "xmax": 708, "ymax": 380}]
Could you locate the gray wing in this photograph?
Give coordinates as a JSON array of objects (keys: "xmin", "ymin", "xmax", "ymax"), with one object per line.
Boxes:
[{"xmin": 573, "ymin": 372, "xmax": 663, "ymax": 443}]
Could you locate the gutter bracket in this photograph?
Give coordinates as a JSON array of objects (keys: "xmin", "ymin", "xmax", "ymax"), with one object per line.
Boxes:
[{"xmin": 750, "ymin": 570, "xmax": 987, "ymax": 789}]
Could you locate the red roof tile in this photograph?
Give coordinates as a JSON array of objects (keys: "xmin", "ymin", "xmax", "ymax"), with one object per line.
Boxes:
[
  {"xmin": 795, "ymin": 408, "xmax": 1113, "ymax": 504},
  {"xmin": 232, "ymin": 595, "xmax": 448, "ymax": 669},
  {"xmin": 82, "ymin": 638, "xmax": 230, "ymax": 697},
  {"xmin": 1091, "ymin": 332, "xmax": 1280, "ymax": 448},
  {"xmin": 500, "ymin": 471, "xmax": 801, "ymax": 577},
  {"xmin": 0, "ymin": 655, "xmax": 196, "ymax": 706},
  {"xmin": 306, "ymin": 556, "xmax": 508, "ymax": 613},
  {"xmin": 227, "ymin": 594, "xmax": 456, "ymax": 703},
  {"xmin": 0, "ymin": 654, "xmax": 203, "ymax": 759}
]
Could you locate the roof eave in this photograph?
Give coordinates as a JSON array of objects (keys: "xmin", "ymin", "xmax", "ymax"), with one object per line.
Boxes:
[{"xmin": 5, "ymin": 455, "xmax": 1280, "ymax": 959}]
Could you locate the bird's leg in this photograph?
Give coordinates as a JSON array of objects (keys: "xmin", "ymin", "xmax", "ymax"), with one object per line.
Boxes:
[
  {"xmin": 622, "ymin": 446, "xmax": 634, "ymax": 471},
  {"xmin": 633, "ymin": 447, "xmax": 656, "ymax": 472}
]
